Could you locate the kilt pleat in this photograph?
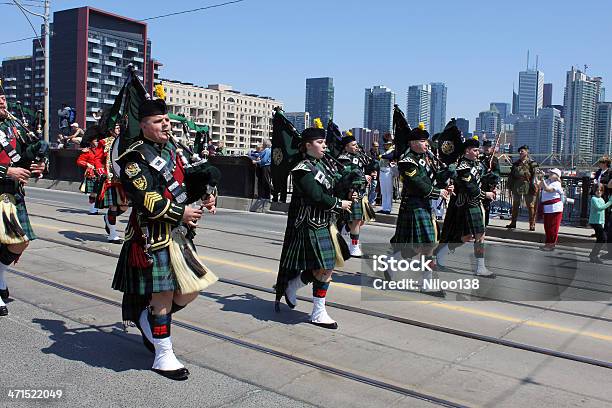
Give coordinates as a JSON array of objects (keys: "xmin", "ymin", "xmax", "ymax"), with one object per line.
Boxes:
[
  {"xmin": 392, "ymin": 207, "xmax": 436, "ymax": 244},
  {"xmin": 15, "ymin": 194, "xmax": 36, "ymax": 241}
]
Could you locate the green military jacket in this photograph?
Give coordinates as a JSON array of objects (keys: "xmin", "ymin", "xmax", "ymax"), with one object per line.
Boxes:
[
  {"xmin": 397, "ymin": 149, "xmax": 441, "ymax": 206},
  {"xmin": 508, "ymin": 157, "xmax": 539, "ymax": 195},
  {"xmin": 119, "ymin": 139, "xmax": 217, "ymax": 250}
]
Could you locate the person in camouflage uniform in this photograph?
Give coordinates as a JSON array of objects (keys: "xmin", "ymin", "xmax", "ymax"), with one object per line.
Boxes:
[
  {"xmin": 0, "ymin": 87, "xmax": 48, "ymax": 316},
  {"xmin": 506, "ymin": 145, "xmax": 539, "ymax": 231},
  {"xmin": 336, "ymin": 131, "xmax": 373, "ymax": 257},
  {"xmin": 436, "ymin": 138, "xmax": 496, "ymax": 277},
  {"xmin": 390, "ymin": 125, "xmax": 453, "ymax": 294},
  {"xmin": 479, "ymin": 140, "xmax": 500, "ymax": 226},
  {"xmin": 275, "ymin": 126, "xmax": 352, "ymax": 330}
]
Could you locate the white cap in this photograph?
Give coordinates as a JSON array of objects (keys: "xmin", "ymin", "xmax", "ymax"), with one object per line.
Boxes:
[
  {"xmin": 549, "ymin": 168, "xmax": 561, "ymax": 177},
  {"xmin": 71, "ymin": 122, "xmax": 79, "ymax": 128}
]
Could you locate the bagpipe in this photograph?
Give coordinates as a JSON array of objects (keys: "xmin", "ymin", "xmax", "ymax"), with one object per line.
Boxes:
[{"xmin": 3, "ymin": 104, "xmax": 49, "ymax": 167}]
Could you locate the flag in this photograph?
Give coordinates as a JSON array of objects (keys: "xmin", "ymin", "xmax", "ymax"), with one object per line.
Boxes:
[
  {"xmin": 326, "ymin": 119, "xmax": 344, "ymax": 159},
  {"xmin": 271, "ymin": 108, "xmax": 301, "ymax": 191},
  {"xmin": 392, "ymin": 105, "xmax": 411, "ymax": 159}
]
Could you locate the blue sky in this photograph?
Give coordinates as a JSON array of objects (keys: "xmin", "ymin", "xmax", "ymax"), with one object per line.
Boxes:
[{"xmin": 1, "ymin": 0, "xmax": 610, "ymax": 130}]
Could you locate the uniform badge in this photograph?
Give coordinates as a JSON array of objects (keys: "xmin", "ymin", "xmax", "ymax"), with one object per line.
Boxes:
[
  {"xmin": 419, "ymin": 159, "xmax": 426, "ymax": 166},
  {"xmin": 132, "ymin": 175, "xmax": 147, "ymax": 190},
  {"xmin": 150, "ymin": 156, "xmax": 167, "ymax": 171},
  {"xmin": 441, "ymin": 140, "xmax": 454, "ymax": 155},
  {"xmin": 125, "ymin": 162, "xmax": 141, "ymax": 178},
  {"xmin": 406, "ymin": 169, "xmax": 417, "ymax": 177},
  {"xmin": 352, "ymin": 158, "xmax": 359, "ymax": 165},
  {"xmin": 273, "ymin": 147, "xmax": 283, "ymax": 165}
]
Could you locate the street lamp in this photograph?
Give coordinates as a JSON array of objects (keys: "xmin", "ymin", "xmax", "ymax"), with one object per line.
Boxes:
[{"xmin": 12, "ymin": 0, "xmax": 50, "ymax": 142}]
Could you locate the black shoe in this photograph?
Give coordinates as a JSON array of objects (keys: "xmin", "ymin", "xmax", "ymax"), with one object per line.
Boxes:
[
  {"xmin": 0, "ymin": 306, "xmax": 7, "ymax": 316},
  {"xmin": 590, "ymin": 256, "xmax": 604, "ymax": 264},
  {"xmin": 134, "ymin": 322, "xmax": 155, "ymax": 354},
  {"xmin": 310, "ymin": 321, "xmax": 338, "ymax": 330},
  {"xmin": 152, "ymin": 367, "xmax": 190, "ymax": 381},
  {"xmin": 377, "ymin": 210, "xmax": 391, "ymax": 214},
  {"xmin": 0, "ymin": 287, "xmax": 9, "ymax": 301},
  {"xmin": 505, "ymin": 223, "xmax": 516, "ymax": 229},
  {"xmin": 421, "ymin": 289, "xmax": 446, "ymax": 298},
  {"xmin": 108, "ymin": 238, "xmax": 123, "ymax": 244}
]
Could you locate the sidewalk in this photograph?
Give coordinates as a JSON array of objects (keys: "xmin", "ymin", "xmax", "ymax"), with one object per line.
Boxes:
[{"xmin": 29, "ymin": 178, "xmax": 596, "ymax": 247}]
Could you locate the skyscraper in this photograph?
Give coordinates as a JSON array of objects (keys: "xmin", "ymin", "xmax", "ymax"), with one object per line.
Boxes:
[
  {"xmin": 514, "ymin": 117, "xmax": 537, "ymax": 153},
  {"xmin": 518, "ymin": 69, "xmax": 544, "ymax": 117},
  {"xmin": 406, "ymin": 84, "xmax": 431, "ymax": 130},
  {"xmin": 563, "ymin": 67, "xmax": 601, "ymax": 165},
  {"xmin": 543, "ymin": 83, "xmax": 553, "ymax": 107},
  {"xmin": 305, "ymin": 77, "xmax": 334, "ymax": 125},
  {"xmin": 595, "ymin": 102, "xmax": 612, "ymax": 156},
  {"xmin": 363, "ymin": 85, "xmax": 395, "ymax": 135},
  {"xmin": 429, "ymin": 83, "xmax": 447, "ymax": 135},
  {"xmin": 536, "ymin": 107, "xmax": 564, "ymax": 155},
  {"xmin": 475, "ymin": 109, "xmax": 503, "ymax": 138},
  {"xmin": 50, "ymin": 7, "xmax": 154, "ymax": 135},
  {"xmin": 285, "ymin": 111, "xmax": 310, "ymax": 133},
  {"xmin": 490, "ymin": 102, "xmax": 511, "ymax": 120},
  {"xmin": 512, "ymin": 89, "xmax": 519, "ymax": 114},
  {"xmin": 455, "ymin": 118, "xmax": 470, "ymax": 138}
]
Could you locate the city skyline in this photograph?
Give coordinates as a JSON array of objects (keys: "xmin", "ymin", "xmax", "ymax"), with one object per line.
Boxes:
[{"xmin": 0, "ymin": 0, "xmax": 610, "ymax": 131}]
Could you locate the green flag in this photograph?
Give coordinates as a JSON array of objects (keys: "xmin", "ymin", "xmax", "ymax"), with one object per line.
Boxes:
[{"xmin": 271, "ymin": 108, "xmax": 301, "ymax": 191}]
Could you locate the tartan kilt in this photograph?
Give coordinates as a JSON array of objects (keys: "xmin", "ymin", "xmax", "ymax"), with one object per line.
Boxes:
[
  {"xmin": 348, "ymin": 197, "xmax": 364, "ymax": 221},
  {"xmin": 391, "ymin": 207, "xmax": 437, "ymax": 244},
  {"xmin": 112, "ymin": 243, "xmax": 175, "ymax": 295},
  {"xmin": 112, "ymin": 243, "xmax": 176, "ymax": 323},
  {"xmin": 83, "ymin": 177, "xmax": 98, "ymax": 194},
  {"xmin": 276, "ymin": 200, "xmax": 336, "ymax": 297},
  {"xmin": 16, "ymin": 197, "xmax": 36, "ymax": 241},
  {"xmin": 460, "ymin": 204, "xmax": 486, "ymax": 236},
  {"xmin": 96, "ymin": 182, "xmax": 127, "ymax": 209}
]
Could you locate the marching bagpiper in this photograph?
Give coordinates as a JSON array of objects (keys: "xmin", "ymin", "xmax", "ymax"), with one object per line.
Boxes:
[
  {"xmin": 436, "ymin": 137, "xmax": 496, "ymax": 277},
  {"xmin": 390, "ymin": 122, "xmax": 454, "ymax": 295},
  {"xmin": 0, "ymin": 85, "xmax": 48, "ymax": 316},
  {"xmin": 336, "ymin": 130, "xmax": 375, "ymax": 257},
  {"xmin": 76, "ymin": 126, "xmax": 105, "ymax": 215},
  {"xmin": 96, "ymin": 123, "xmax": 129, "ymax": 243},
  {"xmin": 111, "ymin": 90, "xmax": 220, "ymax": 380},
  {"xmin": 275, "ymin": 120, "xmax": 352, "ymax": 329}
]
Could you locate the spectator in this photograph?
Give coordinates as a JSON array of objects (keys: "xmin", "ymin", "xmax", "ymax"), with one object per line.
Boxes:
[
  {"xmin": 58, "ymin": 122, "xmax": 84, "ymax": 148},
  {"xmin": 368, "ymin": 141, "xmax": 380, "ymax": 205},
  {"xmin": 57, "ymin": 103, "xmax": 72, "ymax": 137},
  {"xmin": 216, "ymin": 141, "xmax": 226, "ymax": 156},
  {"xmin": 255, "ymin": 140, "xmax": 272, "ymax": 200},
  {"xmin": 506, "ymin": 145, "xmax": 539, "ymax": 231},
  {"xmin": 377, "ymin": 137, "xmax": 395, "ymax": 214},
  {"xmin": 589, "ymin": 183, "xmax": 612, "ymax": 263},
  {"xmin": 539, "ymin": 168, "xmax": 564, "ymax": 251},
  {"xmin": 594, "ymin": 157, "xmax": 611, "ymax": 226}
]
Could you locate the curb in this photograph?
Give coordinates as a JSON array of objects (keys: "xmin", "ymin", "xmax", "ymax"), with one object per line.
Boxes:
[{"xmin": 31, "ymin": 178, "xmax": 594, "ymax": 247}]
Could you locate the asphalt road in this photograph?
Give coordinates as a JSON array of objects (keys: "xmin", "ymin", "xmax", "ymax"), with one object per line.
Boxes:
[{"xmin": 0, "ymin": 187, "xmax": 609, "ymax": 407}]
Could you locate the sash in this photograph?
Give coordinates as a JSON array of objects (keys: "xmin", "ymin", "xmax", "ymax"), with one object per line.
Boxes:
[{"xmin": 134, "ymin": 142, "xmax": 188, "ymax": 204}]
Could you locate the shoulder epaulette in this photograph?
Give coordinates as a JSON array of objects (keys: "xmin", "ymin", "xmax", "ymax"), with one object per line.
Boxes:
[
  {"xmin": 399, "ymin": 153, "xmax": 417, "ymax": 166},
  {"xmin": 117, "ymin": 140, "xmax": 145, "ymax": 161},
  {"xmin": 292, "ymin": 160, "xmax": 313, "ymax": 172}
]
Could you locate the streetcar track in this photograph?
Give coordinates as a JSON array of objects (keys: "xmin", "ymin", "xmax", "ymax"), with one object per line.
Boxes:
[
  {"xmin": 24, "ymin": 235, "xmax": 612, "ymax": 370},
  {"xmin": 25, "ymin": 210, "xmax": 612, "ymax": 322},
  {"xmin": 27, "ymin": 209, "xmax": 612, "ymax": 295},
  {"xmin": 10, "ymin": 268, "xmax": 469, "ymax": 408}
]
